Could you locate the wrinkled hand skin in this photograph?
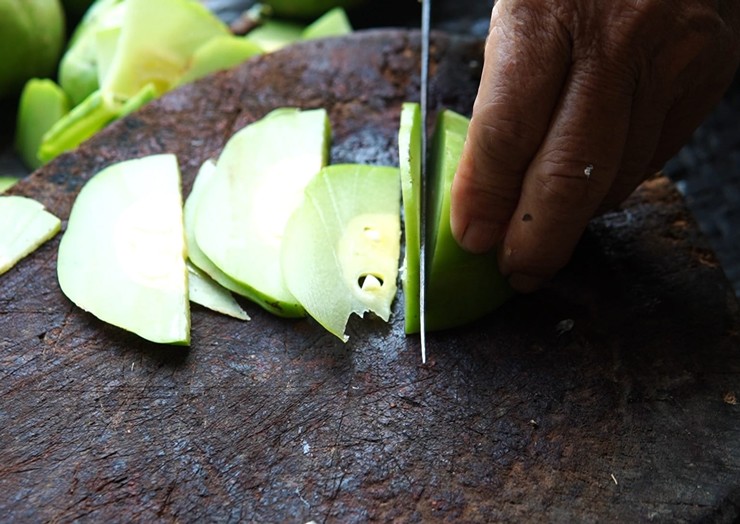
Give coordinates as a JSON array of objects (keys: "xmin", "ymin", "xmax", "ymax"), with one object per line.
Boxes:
[{"xmin": 450, "ymin": 0, "xmax": 740, "ymax": 292}]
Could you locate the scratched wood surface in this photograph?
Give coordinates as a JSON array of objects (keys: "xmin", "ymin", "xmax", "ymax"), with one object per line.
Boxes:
[{"xmin": 1, "ymin": 30, "xmax": 739, "ymax": 522}]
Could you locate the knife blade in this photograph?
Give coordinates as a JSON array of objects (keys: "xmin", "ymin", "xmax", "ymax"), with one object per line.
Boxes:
[{"xmin": 419, "ymin": 0, "xmax": 431, "ymax": 364}]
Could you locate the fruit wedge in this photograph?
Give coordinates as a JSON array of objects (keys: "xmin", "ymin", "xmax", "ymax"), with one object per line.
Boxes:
[
  {"xmin": 194, "ymin": 107, "xmax": 330, "ymax": 317},
  {"xmin": 0, "ymin": 196, "xmax": 61, "ymax": 276},
  {"xmin": 399, "ymin": 105, "xmax": 512, "ymax": 333},
  {"xmin": 57, "ymin": 154, "xmax": 190, "ymax": 345},
  {"xmin": 14, "ymin": 78, "xmax": 71, "ymax": 170},
  {"xmin": 282, "ymin": 164, "xmax": 401, "ymax": 341}
]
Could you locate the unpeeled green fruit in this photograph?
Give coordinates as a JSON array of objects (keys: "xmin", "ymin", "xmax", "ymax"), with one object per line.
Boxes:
[
  {"xmin": 400, "ymin": 105, "xmax": 512, "ymax": 333},
  {"xmin": 14, "ymin": 79, "xmax": 71, "ymax": 170},
  {"xmin": 0, "ymin": 0, "xmax": 66, "ymax": 99}
]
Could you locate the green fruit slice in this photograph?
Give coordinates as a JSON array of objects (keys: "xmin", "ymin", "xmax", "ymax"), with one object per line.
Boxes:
[
  {"xmin": 57, "ymin": 154, "xmax": 190, "ymax": 345},
  {"xmin": 301, "ymin": 7, "xmax": 352, "ymax": 41},
  {"xmin": 14, "ymin": 79, "xmax": 71, "ymax": 170},
  {"xmin": 282, "ymin": 164, "xmax": 401, "ymax": 341},
  {"xmin": 398, "ymin": 102, "xmax": 422, "ymax": 334},
  {"xmin": 184, "ymin": 159, "xmax": 256, "ymax": 300},
  {"xmin": 0, "ymin": 196, "xmax": 61, "ymax": 276},
  {"xmin": 194, "ymin": 107, "xmax": 330, "ymax": 317},
  {"xmin": 178, "ymin": 35, "xmax": 263, "ymax": 86},
  {"xmin": 101, "ymin": 0, "xmax": 229, "ymax": 105},
  {"xmin": 424, "ymin": 110, "xmax": 512, "ymax": 331},
  {"xmin": 264, "ymin": 0, "xmax": 365, "ymax": 20},
  {"xmin": 247, "ymin": 20, "xmax": 304, "ymax": 52},
  {"xmin": 187, "ymin": 263, "xmax": 249, "ymax": 320},
  {"xmin": 0, "ymin": 178, "xmax": 19, "ymax": 193}
]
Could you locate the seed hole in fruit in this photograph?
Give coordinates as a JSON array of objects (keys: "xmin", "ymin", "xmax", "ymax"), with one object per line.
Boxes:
[
  {"xmin": 358, "ymin": 273, "xmax": 384, "ymax": 291},
  {"xmin": 363, "ymin": 227, "xmax": 381, "ymax": 241}
]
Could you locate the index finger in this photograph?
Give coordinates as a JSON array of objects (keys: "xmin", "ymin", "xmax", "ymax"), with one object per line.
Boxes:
[{"xmin": 450, "ymin": 1, "xmax": 571, "ymax": 253}]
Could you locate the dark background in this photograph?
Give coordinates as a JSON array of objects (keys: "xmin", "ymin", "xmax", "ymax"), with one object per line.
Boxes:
[{"xmin": 2, "ymin": 0, "xmax": 738, "ymax": 296}]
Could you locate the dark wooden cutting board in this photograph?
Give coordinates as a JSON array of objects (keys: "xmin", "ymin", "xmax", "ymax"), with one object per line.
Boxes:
[{"xmin": 1, "ymin": 30, "xmax": 739, "ymax": 522}]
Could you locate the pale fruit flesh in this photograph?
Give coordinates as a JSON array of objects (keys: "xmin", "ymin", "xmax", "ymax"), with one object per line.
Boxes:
[{"xmin": 282, "ymin": 164, "xmax": 401, "ymax": 342}]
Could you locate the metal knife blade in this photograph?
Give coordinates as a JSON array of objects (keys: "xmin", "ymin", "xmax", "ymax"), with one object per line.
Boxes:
[{"xmin": 419, "ymin": 0, "xmax": 431, "ymax": 364}]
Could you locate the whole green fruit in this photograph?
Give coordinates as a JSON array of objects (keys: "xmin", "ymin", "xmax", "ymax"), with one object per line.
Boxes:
[
  {"xmin": 0, "ymin": 0, "xmax": 66, "ymax": 99},
  {"xmin": 264, "ymin": 0, "xmax": 365, "ymax": 20}
]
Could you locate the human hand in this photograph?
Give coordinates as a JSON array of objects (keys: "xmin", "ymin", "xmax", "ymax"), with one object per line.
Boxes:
[{"xmin": 450, "ymin": 0, "xmax": 740, "ymax": 292}]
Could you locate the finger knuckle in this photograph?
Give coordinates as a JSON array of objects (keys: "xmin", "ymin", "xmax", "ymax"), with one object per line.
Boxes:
[{"xmin": 534, "ymin": 160, "xmax": 611, "ymax": 217}]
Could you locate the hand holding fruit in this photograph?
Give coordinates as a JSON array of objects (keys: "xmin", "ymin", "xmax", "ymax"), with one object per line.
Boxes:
[{"xmin": 451, "ymin": 0, "xmax": 740, "ymax": 292}]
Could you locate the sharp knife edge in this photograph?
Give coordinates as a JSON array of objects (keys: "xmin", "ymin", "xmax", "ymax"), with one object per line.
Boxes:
[{"xmin": 419, "ymin": 0, "xmax": 431, "ymax": 364}]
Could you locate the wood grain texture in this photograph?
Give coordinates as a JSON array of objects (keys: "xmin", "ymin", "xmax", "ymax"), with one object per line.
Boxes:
[{"xmin": 1, "ymin": 30, "xmax": 739, "ymax": 523}]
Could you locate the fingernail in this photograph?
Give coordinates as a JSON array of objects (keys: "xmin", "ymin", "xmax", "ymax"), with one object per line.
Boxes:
[
  {"xmin": 458, "ymin": 220, "xmax": 501, "ymax": 254},
  {"xmin": 508, "ymin": 273, "xmax": 543, "ymax": 293}
]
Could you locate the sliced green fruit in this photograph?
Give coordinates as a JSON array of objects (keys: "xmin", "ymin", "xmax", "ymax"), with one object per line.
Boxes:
[
  {"xmin": 94, "ymin": 25, "xmax": 122, "ymax": 89},
  {"xmin": 247, "ymin": 20, "xmax": 304, "ymax": 52},
  {"xmin": 101, "ymin": 0, "xmax": 229, "ymax": 106},
  {"xmin": 58, "ymin": 0, "xmax": 126, "ymax": 105},
  {"xmin": 282, "ymin": 164, "xmax": 401, "ymax": 341},
  {"xmin": 14, "ymin": 78, "xmax": 71, "ymax": 170},
  {"xmin": 57, "ymin": 154, "xmax": 190, "ymax": 345},
  {"xmin": 0, "ymin": 196, "xmax": 61, "ymax": 275},
  {"xmin": 194, "ymin": 107, "xmax": 330, "ymax": 317},
  {"xmin": 301, "ymin": 7, "xmax": 352, "ymax": 40},
  {"xmin": 398, "ymin": 102, "xmax": 422, "ymax": 334},
  {"xmin": 0, "ymin": 178, "xmax": 19, "ymax": 193},
  {"xmin": 187, "ymin": 263, "xmax": 249, "ymax": 320},
  {"xmin": 184, "ymin": 159, "xmax": 256, "ymax": 300},
  {"xmin": 178, "ymin": 35, "xmax": 263, "ymax": 85},
  {"xmin": 424, "ymin": 109, "xmax": 512, "ymax": 331}
]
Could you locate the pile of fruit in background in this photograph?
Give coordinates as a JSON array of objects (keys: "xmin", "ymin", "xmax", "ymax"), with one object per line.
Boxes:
[{"xmin": 0, "ymin": 0, "xmax": 360, "ymax": 181}]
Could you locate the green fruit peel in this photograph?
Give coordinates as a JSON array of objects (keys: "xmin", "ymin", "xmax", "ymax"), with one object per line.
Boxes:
[
  {"xmin": 398, "ymin": 102, "xmax": 422, "ymax": 334},
  {"xmin": 14, "ymin": 79, "xmax": 71, "ymax": 170}
]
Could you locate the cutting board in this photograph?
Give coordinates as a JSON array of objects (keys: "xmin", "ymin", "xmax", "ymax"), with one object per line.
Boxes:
[{"xmin": 2, "ymin": 30, "xmax": 739, "ymax": 522}]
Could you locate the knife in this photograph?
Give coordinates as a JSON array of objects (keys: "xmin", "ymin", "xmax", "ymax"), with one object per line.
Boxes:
[{"xmin": 419, "ymin": 0, "xmax": 431, "ymax": 364}]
